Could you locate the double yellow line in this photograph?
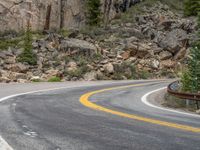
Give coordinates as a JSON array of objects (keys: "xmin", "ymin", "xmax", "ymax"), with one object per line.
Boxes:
[{"xmin": 80, "ymin": 83, "xmax": 200, "ymax": 133}]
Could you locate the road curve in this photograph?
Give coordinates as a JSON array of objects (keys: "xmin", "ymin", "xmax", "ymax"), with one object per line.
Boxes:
[{"xmin": 0, "ymin": 80, "xmax": 199, "ymax": 150}]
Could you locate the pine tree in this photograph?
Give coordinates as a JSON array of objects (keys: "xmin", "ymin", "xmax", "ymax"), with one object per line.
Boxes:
[
  {"xmin": 182, "ymin": 2, "xmax": 200, "ymax": 92},
  {"xmin": 197, "ymin": 12, "xmax": 200, "ymax": 41},
  {"xmin": 184, "ymin": 0, "xmax": 200, "ymax": 16},
  {"xmin": 188, "ymin": 46, "xmax": 200, "ymax": 92},
  {"xmin": 182, "ymin": 46, "xmax": 200, "ymax": 93},
  {"xmin": 86, "ymin": 0, "xmax": 101, "ymax": 26},
  {"xmin": 18, "ymin": 24, "xmax": 37, "ymax": 65}
]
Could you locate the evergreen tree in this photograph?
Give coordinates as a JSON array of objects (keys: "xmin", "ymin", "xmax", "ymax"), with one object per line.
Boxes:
[
  {"xmin": 184, "ymin": 0, "xmax": 200, "ymax": 16},
  {"xmin": 197, "ymin": 12, "xmax": 200, "ymax": 40},
  {"xmin": 188, "ymin": 46, "xmax": 200, "ymax": 92},
  {"xmin": 86, "ymin": 0, "xmax": 101, "ymax": 26},
  {"xmin": 181, "ymin": 2, "xmax": 200, "ymax": 93},
  {"xmin": 181, "ymin": 69, "xmax": 191, "ymax": 92},
  {"xmin": 181, "ymin": 46, "xmax": 200, "ymax": 93},
  {"xmin": 18, "ymin": 24, "xmax": 37, "ymax": 65}
]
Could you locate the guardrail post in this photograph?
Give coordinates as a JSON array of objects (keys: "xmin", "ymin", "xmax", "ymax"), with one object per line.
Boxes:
[
  {"xmin": 168, "ymin": 81, "xmax": 200, "ymax": 110},
  {"xmin": 196, "ymin": 100, "xmax": 199, "ymax": 110},
  {"xmin": 186, "ymin": 99, "xmax": 190, "ymax": 107}
]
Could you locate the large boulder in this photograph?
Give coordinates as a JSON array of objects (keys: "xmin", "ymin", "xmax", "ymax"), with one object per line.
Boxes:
[
  {"xmin": 103, "ymin": 63, "xmax": 114, "ymax": 74},
  {"xmin": 160, "ymin": 60, "xmax": 176, "ymax": 68},
  {"xmin": 66, "ymin": 61, "xmax": 78, "ymax": 72},
  {"xmin": 125, "ymin": 42, "xmax": 152, "ymax": 58},
  {"xmin": 174, "ymin": 47, "xmax": 187, "ymax": 60},
  {"xmin": 158, "ymin": 29, "xmax": 188, "ymax": 54},
  {"xmin": 60, "ymin": 38, "xmax": 97, "ymax": 56},
  {"xmin": 84, "ymin": 71, "xmax": 97, "ymax": 81},
  {"xmin": 6, "ymin": 63, "xmax": 29, "ymax": 73},
  {"xmin": 9, "ymin": 72, "xmax": 27, "ymax": 81},
  {"xmin": 42, "ymin": 69, "xmax": 62, "ymax": 80},
  {"xmin": 159, "ymin": 51, "xmax": 172, "ymax": 60}
]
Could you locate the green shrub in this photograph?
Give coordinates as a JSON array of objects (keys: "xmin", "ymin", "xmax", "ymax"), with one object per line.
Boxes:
[
  {"xmin": 138, "ymin": 70, "xmax": 151, "ymax": 79},
  {"xmin": 18, "ymin": 25, "xmax": 37, "ymax": 65},
  {"xmin": 184, "ymin": 0, "xmax": 200, "ymax": 16},
  {"xmin": 48, "ymin": 76, "xmax": 61, "ymax": 82},
  {"xmin": 181, "ymin": 69, "xmax": 191, "ymax": 92},
  {"xmin": 0, "ymin": 30, "xmax": 18, "ymax": 37},
  {"xmin": 58, "ymin": 29, "xmax": 70, "ymax": 37},
  {"xmin": 0, "ymin": 38, "xmax": 22, "ymax": 50},
  {"xmin": 160, "ymin": 0, "xmax": 183, "ymax": 11},
  {"xmin": 32, "ymin": 79, "xmax": 43, "ymax": 82},
  {"xmin": 181, "ymin": 46, "xmax": 200, "ymax": 93},
  {"xmin": 67, "ymin": 65, "xmax": 91, "ymax": 78},
  {"xmin": 86, "ymin": 0, "xmax": 101, "ymax": 26},
  {"xmin": 113, "ymin": 62, "xmax": 136, "ymax": 80}
]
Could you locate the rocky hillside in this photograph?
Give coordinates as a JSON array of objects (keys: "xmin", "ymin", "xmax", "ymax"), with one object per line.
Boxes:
[
  {"xmin": 0, "ymin": 1, "xmax": 197, "ymax": 83},
  {"xmin": 0, "ymin": 0, "xmax": 140, "ymax": 31}
]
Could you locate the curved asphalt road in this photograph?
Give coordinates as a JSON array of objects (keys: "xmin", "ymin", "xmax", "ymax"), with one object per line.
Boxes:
[{"xmin": 0, "ymin": 80, "xmax": 199, "ymax": 150}]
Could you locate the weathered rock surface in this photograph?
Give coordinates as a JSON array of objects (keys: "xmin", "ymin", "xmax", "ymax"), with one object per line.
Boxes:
[
  {"xmin": 0, "ymin": 0, "xmax": 85, "ymax": 31},
  {"xmin": 0, "ymin": 1, "xmax": 197, "ymax": 83},
  {"xmin": 60, "ymin": 38, "xmax": 97, "ymax": 54},
  {"xmin": 0, "ymin": 0, "xmax": 142, "ymax": 32},
  {"xmin": 158, "ymin": 29, "xmax": 188, "ymax": 54}
]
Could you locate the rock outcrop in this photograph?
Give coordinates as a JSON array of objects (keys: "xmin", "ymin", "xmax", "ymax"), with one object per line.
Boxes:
[{"xmin": 0, "ymin": 0, "xmax": 142, "ymax": 32}]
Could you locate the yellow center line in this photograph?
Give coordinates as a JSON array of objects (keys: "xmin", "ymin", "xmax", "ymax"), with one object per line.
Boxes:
[{"xmin": 79, "ymin": 82, "xmax": 200, "ymax": 133}]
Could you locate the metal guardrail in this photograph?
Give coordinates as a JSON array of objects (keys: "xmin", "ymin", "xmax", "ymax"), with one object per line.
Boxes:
[
  {"xmin": 167, "ymin": 81, "xmax": 200, "ymax": 109},
  {"xmin": 167, "ymin": 81, "xmax": 200, "ymax": 101}
]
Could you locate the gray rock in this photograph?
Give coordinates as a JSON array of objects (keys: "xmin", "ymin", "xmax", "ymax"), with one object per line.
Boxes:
[
  {"xmin": 30, "ymin": 76, "xmax": 41, "ymax": 81},
  {"xmin": 84, "ymin": 71, "xmax": 97, "ymax": 81},
  {"xmin": 158, "ymin": 29, "xmax": 188, "ymax": 54},
  {"xmin": 60, "ymin": 38, "xmax": 97, "ymax": 56},
  {"xmin": 4, "ymin": 57, "xmax": 16, "ymax": 64},
  {"xmin": 66, "ymin": 61, "xmax": 77, "ymax": 72},
  {"xmin": 9, "ymin": 72, "xmax": 27, "ymax": 81},
  {"xmin": 17, "ymin": 79, "xmax": 29, "ymax": 83},
  {"xmin": 151, "ymin": 59, "xmax": 160, "ymax": 69},
  {"xmin": 159, "ymin": 51, "xmax": 173, "ymax": 60},
  {"xmin": 0, "ymin": 52, "xmax": 6, "ymax": 59},
  {"xmin": 103, "ymin": 63, "xmax": 114, "ymax": 74},
  {"xmin": 60, "ymin": 38, "xmax": 97, "ymax": 51},
  {"xmin": 0, "ymin": 77, "xmax": 10, "ymax": 83},
  {"xmin": 8, "ymin": 63, "xmax": 29, "ymax": 73},
  {"xmin": 174, "ymin": 47, "xmax": 187, "ymax": 60}
]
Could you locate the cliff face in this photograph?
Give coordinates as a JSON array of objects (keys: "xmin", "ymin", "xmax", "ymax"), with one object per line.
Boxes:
[
  {"xmin": 0, "ymin": 0, "xmax": 141, "ymax": 32},
  {"xmin": 0, "ymin": 0, "xmax": 85, "ymax": 31}
]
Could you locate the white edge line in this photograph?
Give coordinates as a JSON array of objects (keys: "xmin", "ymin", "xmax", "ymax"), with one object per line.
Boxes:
[
  {"xmin": 141, "ymin": 87, "xmax": 200, "ymax": 118},
  {"xmin": 0, "ymin": 136, "xmax": 14, "ymax": 150}
]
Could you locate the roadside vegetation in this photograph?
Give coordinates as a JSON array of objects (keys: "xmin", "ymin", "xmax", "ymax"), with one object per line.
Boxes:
[
  {"xmin": 48, "ymin": 76, "xmax": 62, "ymax": 82},
  {"xmin": 112, "ymin": 0, "xmax": 184, "ymax": 24},
  {"xmin": 180, "ymin": 0, "xmax": 200, "ymax": 93},
  {"xmin": 17, "ymin": 25, "xmax": 37, "ymax": 65},
  {"xmin": 86, "ymin": 0, "xmax": 101, "ymax": 26},
  {"xmin": 0, "ymin": 30, "xmax": 44, "ymax": 51}
]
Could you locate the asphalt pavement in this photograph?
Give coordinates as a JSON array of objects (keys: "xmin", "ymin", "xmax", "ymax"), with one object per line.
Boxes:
[{"xmin": 0, "ymin": 80, "xmax": 199, "ymax": 150}]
